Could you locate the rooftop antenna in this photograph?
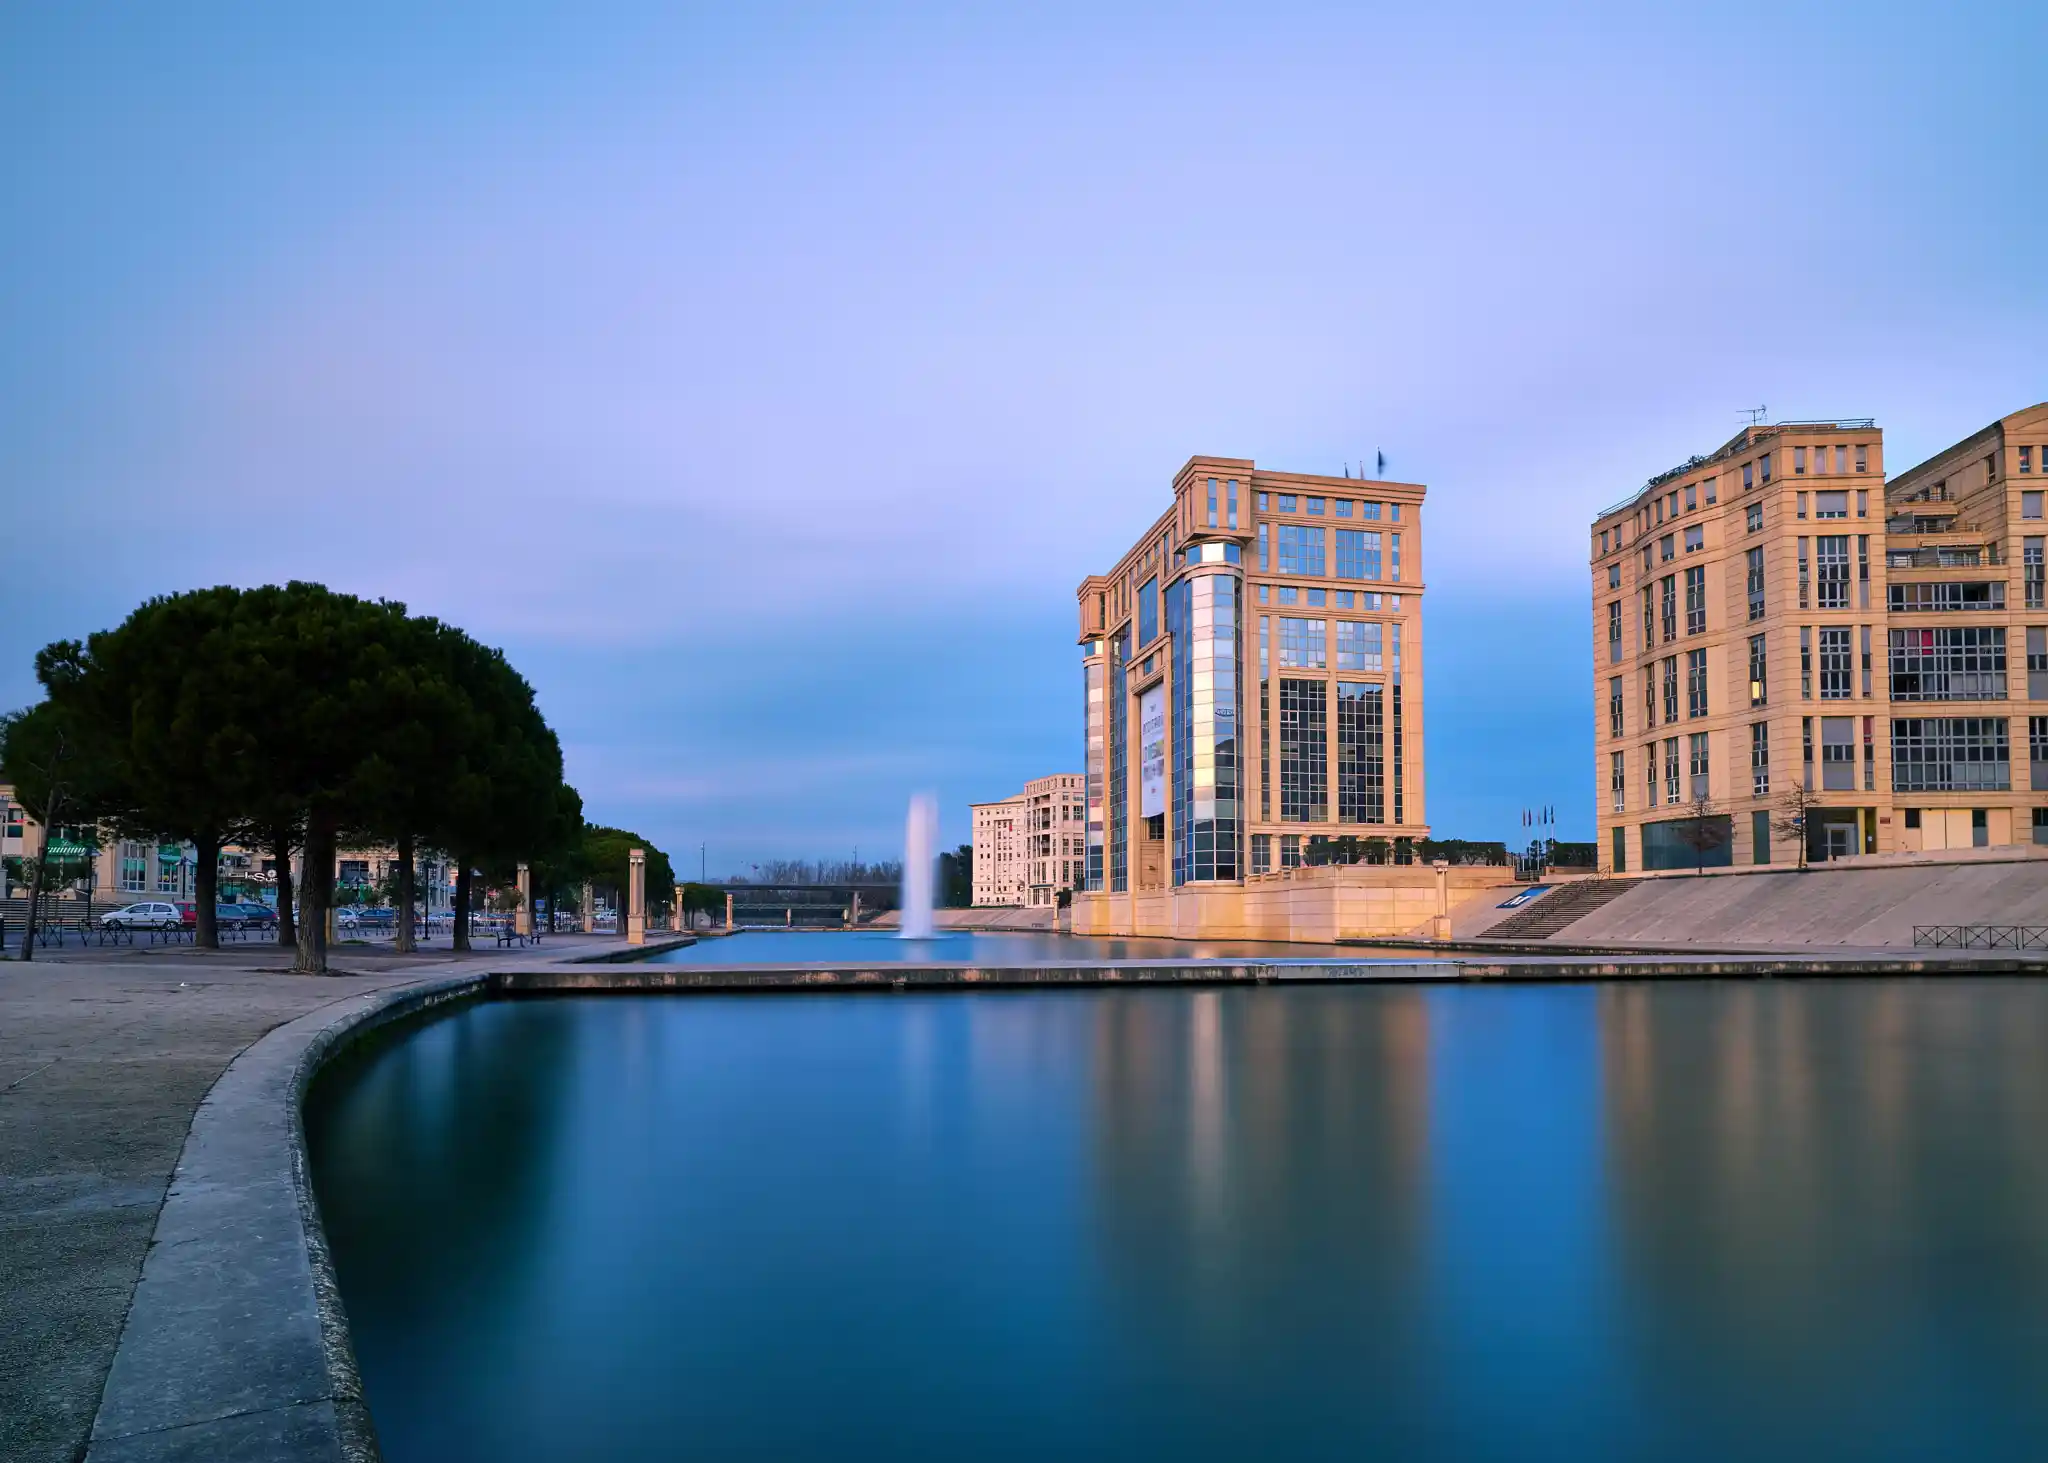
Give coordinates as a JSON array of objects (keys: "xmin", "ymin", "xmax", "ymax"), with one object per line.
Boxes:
[{"xmin": 1742, "ymin": 405, "xmax": 1768, "ymax": 426}]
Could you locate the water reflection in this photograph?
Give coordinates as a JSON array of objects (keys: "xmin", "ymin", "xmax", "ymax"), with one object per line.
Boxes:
[{"xmin": 308, "ymin": 983, "xmax": 2048, "ymax": 1463}]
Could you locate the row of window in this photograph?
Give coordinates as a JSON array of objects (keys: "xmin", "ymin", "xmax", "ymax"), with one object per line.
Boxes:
[
  {"xmin": 1611, "ymin": 714, "xmax": 2048, "ymax": 808},
  {"xmin": 1258, "ymin": 524, "xmax": 1403, "ymax": 581},
  {"xmin": 1599, "ymin": 442, "xmax": 1877, "ymax": 558},
  {"xmin": 1275, "ymin": 618, "xmax": 1386, "ymax": 672},
  {"xmin": 1255, "ymin": 586, "xmax": 1402, "ymax": 612},
  {"xmin": 1256, "ymin": 491, "xmax": 1402, "ymax": 521}
]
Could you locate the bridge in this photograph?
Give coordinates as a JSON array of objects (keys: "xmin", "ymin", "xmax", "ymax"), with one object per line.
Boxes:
[{"xmin": 722, "ymin": 882, "xmax": 899, "ymax": 929}]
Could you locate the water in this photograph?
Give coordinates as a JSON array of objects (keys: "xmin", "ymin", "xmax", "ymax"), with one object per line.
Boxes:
[
  {"xmin": 899, "ymin": 793, "xmax": 937, "ymax": 940},
  {"xmin": 308, "ymin": 983, "xmax": 2048, "ymax": 1463},
  {"xmin": 648, "ymin": 929, "xmax": 1436, "ymax": 964}
]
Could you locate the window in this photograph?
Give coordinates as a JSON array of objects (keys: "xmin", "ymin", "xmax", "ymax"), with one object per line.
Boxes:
[
  {"xmin": 1665, "ymin": 737, "xmax": 1681, "ymax": 805},
  {"xmin": 1743, "ymin": 461, "xmax": 1754, "ymax": 492},
  {"xmin": 1864, "ymin": 715, "xmax": 1876, "ymax": 791},
  {"xmin": 1611, "ymin": 750, "xmax": 1626, "ymax": 812},
  {"xmin": 1279, "ymin": 617, "xmax": 1326, "ymax": 669},
  {"xmin": 1335, "ymin": 620, "xmax": 1382, "ymax": 672},
  {"xmin": 1819, "ymin": 627, "xmax": 1853, "ymax": 699},
  {"xmin": 1888, "ymin": 626, "xmax": 2007, "ymax": 701},
  {"xmin": 2022, "ymin": 446, "xmax": 2033, "ymax": 474},
  {"xmin": 2025, "ymin": 538, "xmax": 2043, "ymax": 609},
  {"xmin": 1642, "ymin": 586, "xmax": 1655, "ymax": 652},
  {"xmin": 1661, "ymin": 575, "xmax": 1677, "ymax": 643},
  {"xmin": 1608, "ymin": 562, "xmax": 1620, "ymax": 589},
  {"xmin": 1138, "ymin": 576, "xmax": 1159, "ymax": 646},
  {"xmin": 1747, "ymin": 503, "xmax": 1763, "ymax": 533},
  {"xmin": 1278, "ymin": 494, "xmax": 1297, "ymax": 512},
  {"xmin": 1277, "ymin": 524, "xmax": 1325, "ymax": 576},
  {"xmin": 1257, "ymin": 491, "xmax": 1268, "ymax": 511},
  {"xmin": 1761, "ymin": 452, "xmax": 1772, "ymax": 483},
  {"xmin": 2024, "ymin": 491, "xmax": 2043, "ymax": 520},
  {"xmin": 1336, "ymin": 683, "xmax": 1384, "ymax": 824},
  {"xmin": 1862, "ymin": 624, "xmax": 1874, "ymax": 697},
  {"xmin": 1206, "ymin": 477, "xmax": 1218, "ymax": 527},
  {"xmin": 1307, "ymin": 497, "xmax": 1325, "ymax": 516},
  {"xmin": 1662, "ymin": 656, "xmax": 1678, "ymax": 726},
  {"xmin": 1798, "ymin": 538, "xmax": 1810, "ymax": 608},
  {"xmin": 1816, "ymin": 536, "xmax": 1850, "ymax": 609},
  {"xmin": 1749, "ymin": 634, "xmax": 1768, "ymax": 706},
  {"xmin": 1257, "ymin": 522, "xmax": 1268, "ymax": 571},
  {"xmin": 1689, "ymin": 732, "xmax": 1710, "ymax": 800},
  {"xmin": 1337, "ymin": 499, "xmax": 1354, "ymax": 519},
  {"xmin": 1684, "ymin": 525, "xmax": 1704, "ymax": 553},
  {"xmin": 1820, "ymin": 717, "xmax": 1855, "ymax": 791},
  {"xmin": 1855, "ymin": 444, "xmax": 1868, "ymax": 472},
  {"xmin": 1685, "ymin": 566, "xmax": 1707, "ymax": 634},
  {"xmin": 2030, "ymin": 626, "xmax": 2048, "ymax": 699},
  {"xmin": 1334, "ymin": 529, "xmax": 1380, "ymax": 580},
  {"xmin": 1390, "ymin": 533, "xmax": 1402, "ymax": 581},
  {"xmin": 1747, "ymin": 547, "xmax": 1766, "ymax": 620},
  {"xmin": 1644, "ymin": 668, "xmax": 1657, "ymax": 730},
  {"xmin": 1797, "ymin": 492, "xmax": 1808, "ymax": 520},
  {"xmin": 1858, "ymin": 535, "xmax": 1870, "ymax": 609},
  {"xmin": 1751, "ymin": 722, "xmax": 1770, "ymax": 795},
  {"xmin": 1250, "ymin": 833, "xmax": 1271, "ymax": 874},
  {"xmin": 1687, "ymin": 649, "xmax": 1708, "ymax": 718},
  {"xmin": 2032, "ymin": 715, "xmax": 2048, "ymax": 792},
  {"xmin": 1795, "ymin": 446, "xmax": 1808, "ymax": 475},
  {"xmin": 1609, "ymin": 677, "xmax": 1624, "ymax": 739},
  {"xmin": 119, "ymin": 841, "xmax": 147, "ymax": 893},
  {"xmin": 1228, "ymin": 479, "xmax": 1239, "ymax": 529},
  {"xmin": 1705, "ymin": 477, "xmax": 1718, "ymax": 505},
  {"xmin": 1278, "ymin": 679, "xmax": 1328, "ymax": 821},
  {"xmin": 1891, "ymin": 717, "xmax": 2011, "ymax": 792},
  {"xmin": 1278, "ymin": 586, "xmax": 1298, "ymax": 605},
  {"xmin": 1857, "ymin": 489, "xmax": 1868, "ymax": 519},
  {"xmin": 1685, "ymin": 484, "xmax": 1698, "ymax": 511},
  {"xmin": 1803, "ymin": 716, "xmax": 1814, "ymax": 790},
  {"xmin": 1645, "ymin": 743, "xmax": 1660, "ymax": 807},
  {"xmin": 1816, "ymin": 491, "xmax": 1848, "ymax": 519},
  {"xmin": 1889, "ymin": 581, "xmax": 2005, "ymax": 612},
  {"xmin": 1642, "ymin": 543, "xmax": 1654, "ymax": 574},
  {"xmin": 1836, "ymin": 446, "xmax": 1848, "ymax": 475},
  {"xmin": 1362, "ymin": 501, "xmax": 1381, "ymax": 520},
  {"xmin": 1801, "ymin": 626, "xmax": 1813, "ymax": 699},
  {"xmin": 1660, "ymin": 534, "xmax": 1676, "ymax": 562}
]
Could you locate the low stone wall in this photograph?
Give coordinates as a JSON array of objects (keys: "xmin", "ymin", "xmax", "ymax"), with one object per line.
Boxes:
[
  {"xmin": 866, "ymin": 907, "xmax": 1059, "ymax": 932},
  {"xmin": 1072, "ymin": 864, "xmax": 1515, "ymax": 942}
]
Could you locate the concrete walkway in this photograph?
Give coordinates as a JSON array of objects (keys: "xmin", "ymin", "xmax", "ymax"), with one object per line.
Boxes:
[{"xmin": 0, "ymin": 938, "xmax": 617, "ymax": 1463}]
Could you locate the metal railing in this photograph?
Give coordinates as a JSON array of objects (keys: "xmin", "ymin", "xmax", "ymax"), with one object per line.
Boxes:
[{"xmin": 1912, "ymin": 925, "xmax": 2048, "ymax": 950}]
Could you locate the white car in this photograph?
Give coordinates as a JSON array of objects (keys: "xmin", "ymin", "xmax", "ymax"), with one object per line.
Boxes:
[{"xmin": 102, "ymin": 902, "xmax": 182, "ymax": 931}]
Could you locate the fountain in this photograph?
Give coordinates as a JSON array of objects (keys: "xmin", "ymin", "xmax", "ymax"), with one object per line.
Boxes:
[{"xmin": 898, "ymin": 792, "xmax": 938, "ymax": 939}]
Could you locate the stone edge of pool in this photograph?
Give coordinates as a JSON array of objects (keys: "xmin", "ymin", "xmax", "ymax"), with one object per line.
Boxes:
[{"xmin": 82, "ymin": 949, "xmax": 2048, "ymax": 1462}]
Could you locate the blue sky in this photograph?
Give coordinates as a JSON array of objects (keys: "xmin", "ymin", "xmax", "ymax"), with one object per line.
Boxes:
[{"xmin": 3, "ymin": 2, "xmax": 2043, "ymax": 872}]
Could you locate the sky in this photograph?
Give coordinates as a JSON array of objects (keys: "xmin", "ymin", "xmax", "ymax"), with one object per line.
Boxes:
[{"xmin": 2, "ymin": 1, "xmax": 2044, "ymax": 873}]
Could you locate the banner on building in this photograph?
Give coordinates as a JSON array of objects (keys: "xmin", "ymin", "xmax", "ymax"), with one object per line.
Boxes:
[{"xmin": 1139, "ymin": 686, "xmax": 1166, "ymax": 818}]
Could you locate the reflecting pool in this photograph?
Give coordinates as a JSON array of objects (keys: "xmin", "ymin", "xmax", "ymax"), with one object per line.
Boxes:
[
  {"xmin": 308, "ymin": 982, "xmax": 2048, "ymax": 1463},
  {"xmin": 646, "ymin": 929, "xmax": 1433, "ymax": 964}
]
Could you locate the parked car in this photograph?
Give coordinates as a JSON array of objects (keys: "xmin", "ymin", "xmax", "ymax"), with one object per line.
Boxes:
[
  {"xmin": 231, "ymin": 903, "xmax": 279, "ymax": 930},
  {"xmin": 215, "ymin": 903, "xmax": 248, "ymax": 929},
  {"xmin": 101, "ymin": 902, "xmax": 182, "ymax": 930},
  {"xmin": 175, "ymin": 902, "xmax": 197, "ymax": 929},
  {"xmin": 335, "ymin": 907, "xmax": 360, "ymax": 929}
]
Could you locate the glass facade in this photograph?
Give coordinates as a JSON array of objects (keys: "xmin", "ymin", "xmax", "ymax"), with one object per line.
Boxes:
[
  {"xmin": 1277, "ymin": 524, "xmax": 1325, "ymax": 577},
  {"xmin": 1891, "ymin": 716, "xmax": 2010, "ymax": 792},
  {"xmin": 1278, "ymin": 678, "xmax": 1328, "ymax": 822},
  {"xmin": 1336, "ymin": 683, "xmax": 1385, "ymax": 824},
  {"xmin": 1107, "ymin": 629, "xmax": 1129, "ymax": 892},
  {"xmin": 1334, "ymin": 529, "xmax": 1380, "ymax": 580},
  {"xmin": 1082, "ymin": 652, "xmax": 1105, "ymax": 890},
  {"xmin": 1888, "ymin": 626, "xmax": 2006, "ymax": 701},
  {"xmin": 1168, "ymin": 571, "xmax": 1242, "ymax": 884},
  {"xmin": 1137, "ymin": 576, "xmax": 1159, "ymax": 648}
]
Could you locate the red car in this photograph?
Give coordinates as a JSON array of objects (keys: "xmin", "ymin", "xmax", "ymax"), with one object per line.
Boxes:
[{"xmin": 175, "ymin": 901, "xmax": 197, "ymax": 929}]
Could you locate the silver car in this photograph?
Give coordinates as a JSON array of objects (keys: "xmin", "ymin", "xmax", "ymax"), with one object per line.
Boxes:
[{"xmin": 102, "ymin": 902, "xmax": 182, "ymax": 931}]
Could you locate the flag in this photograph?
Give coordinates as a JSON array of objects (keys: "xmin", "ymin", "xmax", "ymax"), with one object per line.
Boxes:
[{"xmin": 1376, "ymin": 449, "xmax": 1386, "ymax": 476}]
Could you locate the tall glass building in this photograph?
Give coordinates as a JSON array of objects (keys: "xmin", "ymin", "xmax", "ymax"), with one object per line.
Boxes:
[{"xmin": 1076, "ymin": 457, "xmax": 1429, "ymax": 927}]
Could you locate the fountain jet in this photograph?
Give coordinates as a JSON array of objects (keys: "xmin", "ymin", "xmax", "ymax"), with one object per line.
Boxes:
[{"xmin": 899, "ymin": 792, "xmax": 938, "ymax": 939}]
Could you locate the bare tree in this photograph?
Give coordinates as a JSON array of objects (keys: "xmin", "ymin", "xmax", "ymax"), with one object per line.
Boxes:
[
  {"xmin": 1771, "ymin": 785, "xmax": 1816, "ymax": 870},
  {"xmin": 1676, "ymin": 789, "xmax": 1726, "ymax": 875}
]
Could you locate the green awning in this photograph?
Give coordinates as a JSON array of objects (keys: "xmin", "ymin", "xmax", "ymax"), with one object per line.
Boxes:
[{"xmin": 44, "ymin": 839, "xmax": 95, "ymax": 859}]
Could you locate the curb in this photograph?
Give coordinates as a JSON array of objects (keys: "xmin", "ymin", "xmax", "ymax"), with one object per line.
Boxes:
[{"xmin": 85, "ymin": 974, "xmax": 489, "ymax": 1463}]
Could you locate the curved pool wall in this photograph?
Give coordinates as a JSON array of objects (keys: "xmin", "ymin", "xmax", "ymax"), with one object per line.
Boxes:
[{"xmin": 84, "ymin": 949, "xmax": 2048, "ymax": 1462}]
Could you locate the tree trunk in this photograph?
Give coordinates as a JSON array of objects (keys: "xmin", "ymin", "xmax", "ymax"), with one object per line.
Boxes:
[
  {"xmin": 452, "ymin": 864, "xmax": 472, "ymax": 952},
  {"xmin": 393, "ymin": 831, "xmax": 417, "ymax": 954},
  {"xmin": 193, "ymin": 829, "xmax": 221, "ymax": 948},
  {"xmin": 295, "ymin": 814, "xmax": 334, "ymax": 975},
  {"xmin": 273, "ymin": 825, "xmax": 297, "ymax": 947},
  {"xmin": 18, "ymin": 800, "xmax": 59, "ymax": 962}
]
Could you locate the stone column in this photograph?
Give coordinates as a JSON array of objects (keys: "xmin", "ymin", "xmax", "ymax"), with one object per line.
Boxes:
[
  {"xmin": 515, "ymin": 862, "xmax": 533, "ymax": 937},
  {"xmin": 582, "ymin": 881, "xmax": 594, "ymax": 935},
  {"xmin": 1432, "ymin": 860, "xmax": 1451, "ymax": 942},
  {"xmin": 725, "ymin": 892, "xmax": 734, "ymax": 931},
  {"xmin": 627, "ymin": 848, "xmax": 646, "ymax": 945},
  {"xmin": 673, "ymin": 884, "xmax": 685, "ymax": 933}
]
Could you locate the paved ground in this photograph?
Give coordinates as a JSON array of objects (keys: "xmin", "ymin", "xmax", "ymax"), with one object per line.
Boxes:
[{"xmin": 0, "ymin": 938, "xmax": 614, "ymax": 1463}]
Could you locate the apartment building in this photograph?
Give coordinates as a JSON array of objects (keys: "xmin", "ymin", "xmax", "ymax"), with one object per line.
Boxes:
[
  {"xmin": 1589, "ymin": 404, "xmax": 2048, "ymax": 869},
  {"xmin": 1023, "ymin": 773, "xmax": 1085, "ymax": 906},
  {"xmin": 1077, "ymin": 456, "xmax": 1429, "ymax": 935},
  {"xmin": 970, "ymin": 792, "xmax": 1027, "ymax": 906}
]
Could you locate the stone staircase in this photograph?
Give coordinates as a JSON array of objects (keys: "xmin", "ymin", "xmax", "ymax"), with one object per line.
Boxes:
[{"xmin": 1483, "ymin": 877, "xmax": 1641, "ymax": 940}]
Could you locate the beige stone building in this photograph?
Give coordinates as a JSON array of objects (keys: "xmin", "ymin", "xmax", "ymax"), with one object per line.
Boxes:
[
  {"xmin": 970, "ymin": 793, "xmax": 1026, "ymax": 906},
  {"xmin": 1589, "ymin": 405, "xmax": 2048, "ymax": 870},
  {"xmin": 1074, "ymin": 457, "xmax": 1443, "ymax": 939},
  {"xmin": 972, "ymin": 775, "xmax": 1084, "ymax": 907}
]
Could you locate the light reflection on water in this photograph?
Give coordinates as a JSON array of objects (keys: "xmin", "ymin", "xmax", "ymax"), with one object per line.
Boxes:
[{"xmin": 308, "ymin": 982, "xmax": 2048, "ymax": 1463}]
